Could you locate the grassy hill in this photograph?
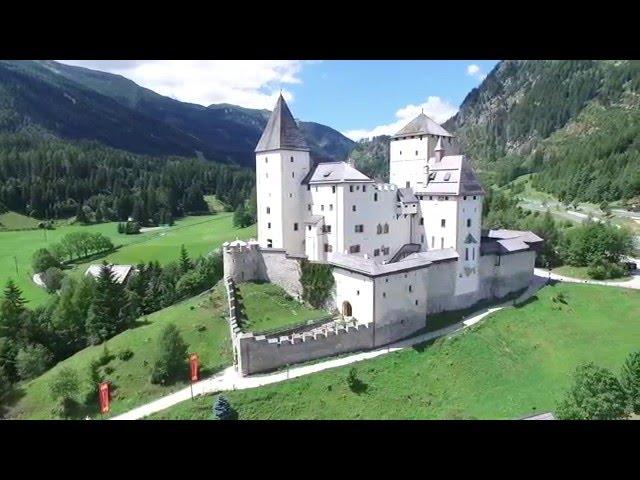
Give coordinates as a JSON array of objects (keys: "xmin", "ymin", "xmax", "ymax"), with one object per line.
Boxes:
[
  {"xmin": 0, "ymin": 212, "xmax": 256, "ymax": 307},
  {"xmin": 152, "ymin": 283, "xmax": 640, "ymax": 420},
  {"xmin": 5, "ymin": 284, "xmax": 233, "ymax": 419},
  {"xmin": 0, "ymin": 211, "xmax": 44, "ymax": 231}
]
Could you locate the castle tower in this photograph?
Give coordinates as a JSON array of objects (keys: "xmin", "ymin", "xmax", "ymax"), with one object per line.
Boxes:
[
  {"xmin": 255, "ymin": 94, "xmax": 310, "ymax": 255},
  {"xmin": 389, "ymin": 112, "xmax": 454, "ymax": 191}
]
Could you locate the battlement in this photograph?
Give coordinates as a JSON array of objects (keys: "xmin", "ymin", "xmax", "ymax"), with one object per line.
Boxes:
[
  {"xmin": 223, "ymin": 238, "xmax": 260, "ymax": 254},
  {"xmin": 374, "ymin": 183, "xmax": 397, "ymax": 191}
]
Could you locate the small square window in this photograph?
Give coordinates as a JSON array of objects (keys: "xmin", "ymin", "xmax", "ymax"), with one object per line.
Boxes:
[
  {"xmin": 266, "ymin": 207, "xmax": 270, "ymax": 214},
  {"xmin": 352, "ymin": 205, "xmax": 357, "ymax": 212},
  {"xmin": 332, "ymin": 186, "xmax": 336, "ymax": 193},
  {"xmin": 290, "ymin": 156, "xmax": 294, "ymax": 162},
  {"xmin": 350, "ymin": 185, "xmax": 354, "ymax": 192},
  {"xmin": 294, "ymin": 223, "xmax": 298, "ymax": 231},
  {"xmin": 363, "ymin": 186, "xmax": 367, "ymax": 192},
  {"xmin": 473, "ymin": 196, "xmax": 477, "ymax": 200},
  {"xmin": 356, "ymin": 290, "xmax": 360, "ymax": 296},
  {"xmin": 374, "ymin": 249, "xmax": 380, "ymax": 257},
  {"xmin": 441, "ymin": 219, "xmax": 446, "ymax": 227}
]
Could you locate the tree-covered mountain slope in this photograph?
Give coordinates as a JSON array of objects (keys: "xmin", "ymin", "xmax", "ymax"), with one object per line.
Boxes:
[
  {"xmin": 444, "ymin": 60, "xmax": 640, "ymax": 203},
  {"xmin": 0, "ymin": 61, "xmax": 354, "ymax": 167}
]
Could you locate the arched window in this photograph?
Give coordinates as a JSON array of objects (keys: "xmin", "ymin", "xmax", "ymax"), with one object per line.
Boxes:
[
  {"xmin": 342, "ymin": 301, "xmax": 353, "ymax": 317},
  {"xmin": 377, "ymin": 224, "xmax": 382, "ymax": 235},
  {"xmin": 383, "ymin": 223, "xmax": 389, "ymax": 234}
]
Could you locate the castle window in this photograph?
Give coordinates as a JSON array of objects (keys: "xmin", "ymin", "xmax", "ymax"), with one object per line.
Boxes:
[
  {"xmin": 294, "ymin": 223, "xmax": 299, "ymax": 231},
  {"xmin": 406, "ymin": 181, "xmax": 410, "ymax": 188},
  {"xmin": 441, "ymin": 237, "xmax": 444, "ymax": 249},
  {"xmin": 465, "ymin": 248, "xmax": 469, "ymax": 261},
  {"xmin": 330, "ymin": 204, "xmax": 333, "ymax": 211},
  {"xmin": 429, "ymin": 196, "xmax": 433, "ymax": 200},
  {"xmin": 323, "ymin": 225, "xmax": 331, "ymax": 233},
  {"xmin": 444, "ymin": 172, "xmax": 451, "ymax": 181},
  {"xmin": 415, "ymin": 150, "xmax": 418, "ymax": 156},
  {"xmin": 307, "ymin": 185, "xmax": 310, "ymax": 191},
  {"xmin": 374, "ymin": 193, "xmax": 378, "ymax": 201},
  {"xmin": 267, "ymin": 222, "xmax": 271, "ymax": 229},
  {"xmin": 383, "ymin": 292, "xmax": 386, "ymax": 298},
  {"xmin": 463, "ymin": 196, "xmax": 467, "ymax": 200},
  {"xmin": 420, "ymin": 217, "xmax": 424, "ymax": 225},
  {"xmin": 350, "ymin": 185, "xmax": 354, "ymax": 192},
  {"xmin": 495, "ymin": 255, "xmax": 501, "ymax": 266},
  {"xmin": 289, "ymin": 193, "xmax": 293, "ymax": 198},
  {"xmin": 355, "ymin": 224, "xmax": 364, "ymax": 233},
  {"xmin": 472, "ymin": 247, "xmax": 476, "ymax": 260},
  {"xmin": 445, "ymin": 196, "xmax": 449, "ymax": 200},
  {"xmin": 324, "ymin": 243, "xmax": 333, "ymax": 253},
  {"xmin": 267, "ymin": 239, "xmax": 273, "ymax": 248},
  {"xmin": 356, "ymin": 186, "xmax": 360, "ymax": 191},
  {"xmin": 315, "ymin": 187, "xmax": 318, "ymax": 192},
  {"xmin": 292, "ymin": 172, "xmax": 295, "ymax": 178},
  {"xmin": 308, "ymin": 225, "xmax": 311, "ymax": 231},
  {"xmin": 383, "ymin": 223, "xmax": 389, "ymax": 234},
  {"xmin": 332, "ymin": 186, "xmax": 336, "ymax": 193},
  {"xmin": 377, "ymin": 224, "xmax": 382, "ymax": 235},
  {"xmin": 290, "ymin": 156, "xmax": 294, "ymax": 162},
  {"xmin": 308, "ymin": 204, "xmax": 311, "ymax": 211},
  {"xmin": 409, "ymin": 285, "xmax": 413, "ymax": 292},
  {"xmin": 431, "ymin": 236, "xmax": 434, "ymax": 247},
  {"xmin": 266, "ymin": 207, "xmax": 270, "ymax": 214},
  {"xmin": 400, "ymin": 151, "xmax": 402, "ymax": 155},
  {"xmin": 383, "ymin": 247, "xmax": 390, "ymax": 255},
  {"xmin": 321, "ymin": 205, "xmax": 325, "ymax": 211},
  {"xmin": 441, "ymin": 219, "xmax": 446, "ymax": 227},
  {"xmin": 374, "ymin": 249, "xmax": 380, "ymax": 256},
  {"xmin": 265, "ymin": 157, "xmax": 268, "ymax": 163},
  {"xmin": 421, "ymin": 234, "xmax": 424, "ymax": 243},
  {"xmin": 473, "ymin": 196, "xmax": 477, "ymax": 200},
  {"xmin": 266, "ymin": 173, "xmax": 269, "ymax": 179},
  {"xmin": 385, "ymin": 278, "xmax": 389, "ymax": 283},
  {"xmin": 349, "ymin": 245, "xmax": 361, "ymax": 253},
  {"xmin": 415, "ymin": 300, "xmax": 419, "ymax": 306},
  {"xmin": 356, "ymin": 290, "xmax": 360, "ymax": 296},
  {"xmin": 363, "ymin": 186, "xmax": 367, "ymax": 192},
  {"xmin": 352, "ymin": 205, "xmax": 357, "ymax": 212},
  {"xmin": 467, "ymin": 219, "xmax": 471, "ymax": 227},
  {"xmin": 428, "ymin": 172, "xmax": 436, "ymax": 181}
]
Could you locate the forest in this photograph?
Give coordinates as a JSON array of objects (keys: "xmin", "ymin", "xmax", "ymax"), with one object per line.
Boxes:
[{"xmin": 0, "ymin": 132, "xmax": 255, "ymax": 225}]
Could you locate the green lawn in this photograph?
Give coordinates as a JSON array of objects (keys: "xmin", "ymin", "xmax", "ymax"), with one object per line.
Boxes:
[
  {"xmin": 0, "ymin": 213, "xmax": 256, "ymax": 307},
  {"xmin": 5, "ymin": 283, "xmax": 234, "ymax": 419},
  {"xmin": 204, "ymin": 195, "xmax": 229, "ymax": 213},
  {"xmin": 152, "ymin": 283, "xmax": 640, "ymax": 420},
  {"xmin": 0, "ymin": 211, "xmax": 44, "ymax": 231},
  {"xmin": 552, "ymin": 265, "xmax": 631, "ymax": 281},
  {"xmin": 237, "ymin": 282, "xmax": 329, "ymax": 334}
]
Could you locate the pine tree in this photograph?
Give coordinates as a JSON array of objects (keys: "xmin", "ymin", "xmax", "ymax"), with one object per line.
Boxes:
[
  {"xmin": 212, "ymin": 395, "xmax": 235, "ymax": 420},
  {"xmin": 85, "ymin": 264, "xmax": 123, "ymax": 344},
  {"xmin": 150, "ymin": 324, "xmax": 188, "ymax": 385},
  {"xmin": 0, "ymin": 279, "xmax": 27, "ymax": 340},
  {"xmin": 620, "ymin": 351, "xmax": 640, "ymax": 415},
  {"xmin": 179, "ymin": 244, "xmax": 193, "ymax": 274}
]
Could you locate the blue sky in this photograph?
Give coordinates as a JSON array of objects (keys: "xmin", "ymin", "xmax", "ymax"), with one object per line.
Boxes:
[{"xmin": 60, "ymin": 60, "xmax": 498, "ymax": 140}]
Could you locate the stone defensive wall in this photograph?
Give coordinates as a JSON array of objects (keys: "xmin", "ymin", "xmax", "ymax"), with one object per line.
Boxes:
[{"xmin": 223, "ymin": 275, "xmax": 373, "ymax": 376}]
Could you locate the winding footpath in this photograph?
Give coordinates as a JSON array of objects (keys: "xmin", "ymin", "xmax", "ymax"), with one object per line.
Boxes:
[{"xmin": 112, "ymin": 276, "xmax": 547, "ymax": 420}]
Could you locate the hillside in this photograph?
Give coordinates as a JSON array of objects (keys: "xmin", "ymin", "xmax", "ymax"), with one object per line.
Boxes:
[
  {"xmin": 444, "ymin": 60, "xmax": 640, "ymax": 203},
  {"xmin": 0, "ymin": 61, "xmax": 354, "ymax": 167}
]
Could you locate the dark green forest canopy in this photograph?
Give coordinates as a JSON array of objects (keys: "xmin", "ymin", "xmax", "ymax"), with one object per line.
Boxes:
[{"xmin": 0, "ymin": 133, "xmax": 255, "ymax": 222}]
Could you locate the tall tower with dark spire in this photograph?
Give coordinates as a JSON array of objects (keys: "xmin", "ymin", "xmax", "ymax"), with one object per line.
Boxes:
[{"xmin": 255, "ymin": 94, "xmax": 310, "ymax": 254}]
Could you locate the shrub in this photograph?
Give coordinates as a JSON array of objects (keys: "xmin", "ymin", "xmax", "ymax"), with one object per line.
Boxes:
[
  {"xmin": 41, "ymin": 267, "xmax": 66, "ymax": 293},
  {"xmin": 620, "ymin": 351, "xmax": 640, "ymax": 415},
  {"xmin": 32, "ymin": 248, "xmax": 60, "ymax": 273},
  {"xmin": 212, "ymin": 395, "xmax": 236, "ymax": 420},
  {"xmin": 150, "ymin": 324, "xmax": 188, "ymax": 385},
  {"xmin": 49, "ymin": 367, "xmax": 80, "ymax": 418},
  {"xmin": 556, "ymin": 362, "xmax": 627, "ymax": 420},
  {"xmin": 117, "ymin": 348, "xmax": 134, "ymax": 361},
  {"xmin": 587, "ymin": 259, "xmax": 626, "ymax": 280},
  {"xmin": 16, "ymin": 344, "xmax": 53, "ymax": 380}
]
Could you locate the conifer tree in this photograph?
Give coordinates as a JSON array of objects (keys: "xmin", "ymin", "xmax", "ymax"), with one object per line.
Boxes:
[
  {"xmin": 179, "ymin": 244, "xmax": 193, "ymax": 274},
  {"xmin": 85, "ymin": 264, "xmax": 123, "ymax": 344},
  {"xmin": 0, "ymin": 280, "xmax": 27, "ymax": 340}
]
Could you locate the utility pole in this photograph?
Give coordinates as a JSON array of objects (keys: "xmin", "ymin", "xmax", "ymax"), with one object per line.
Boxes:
[{"xmin": 14, "ymin": 256, "xmax": 18, "ymax": 275}]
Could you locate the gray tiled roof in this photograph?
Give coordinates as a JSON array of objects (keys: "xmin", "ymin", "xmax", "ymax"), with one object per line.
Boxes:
[
  {"xmin": 328, "ymin": 248, "xmax": 458, "ymax": 277},
  {"xmin": 393, "ymin": 113, "xmax": 453, "ymax": 138},
  {"xmin": 304, "ymin": 161, "xmax": 373, "ymax": 185},
  {"xmin": 255, "ymin": 95, "xmax": 309, "ymax": 153},
  {"xmin": 397, "ymin": 187, "xmax": 418, "ymax": 203},
  {"xmin": 480, "ymin": 229, "xmax": 544, "ymax": 255}
]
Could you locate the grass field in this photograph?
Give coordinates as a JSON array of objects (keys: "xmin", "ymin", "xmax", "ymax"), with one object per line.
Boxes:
[
  {"xmin": 152, "ymin": 283, "xmax": 640, "ymax": 420},
  {"xmin": 552, "ymin": 265, "xmax": 631, "ymax": 281},
  {"xmin": 5, "ymin": 283, "xmax": 234, "ymax": 419},
  {"xmin": 0, "ymin": 212, "xmax": 256, "ymax": 307},
  {"xmin": 204, "ymin": 195, "xmax": 229, "ymax": 213},
  {"xmin": 237, "ymin": 282, "xmax": 328, "ymax": 334},
  {"xmin": 0, "ymin": 211, "xmax": 44, "ymax": 231}
]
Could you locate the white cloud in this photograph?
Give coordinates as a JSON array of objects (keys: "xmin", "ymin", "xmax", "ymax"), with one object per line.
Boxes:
[
  {"xmin": 466, "ymin": 63, "xmax": 487, "ymax": 82},
  {"xmin": 343, "ymin": 96, "xmax": 458, "ymax": 141},
  {"xmin": 57, "ymin": 60, "xmax": 305, "ymax": 109}
]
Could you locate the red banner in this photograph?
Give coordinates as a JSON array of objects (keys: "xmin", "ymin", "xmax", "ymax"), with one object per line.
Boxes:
[
  {"xmin": 99, "ymin": 382, "xmax": 110, "ymax": 414},
  {"xmin": 189, "ymin": 353, "xmax": 199, "ymax": 382}
]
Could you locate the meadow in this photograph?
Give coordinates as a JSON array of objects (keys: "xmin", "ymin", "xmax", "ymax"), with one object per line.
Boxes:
[
  {"xmin": 0, "ymin": 212, "xmax": 256, "ymax": 307},
  {"xmin": 152, "ymin": 283, "xmax": 640, "ymax": 420}
]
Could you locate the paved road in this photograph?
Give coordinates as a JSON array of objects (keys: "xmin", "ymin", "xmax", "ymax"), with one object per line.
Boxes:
[
  {"xmin": 534, "ymin": 267, "xmax": 640, "ymax": 290},
  {"xmin": 112, "ymin": 277, "xmax": 546, "ymax": 420}
]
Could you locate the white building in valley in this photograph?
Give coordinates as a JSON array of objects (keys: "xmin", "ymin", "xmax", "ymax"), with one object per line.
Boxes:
[{"xmin": 223, "ymin": 95, "xmax": 542, "ymax": 373}]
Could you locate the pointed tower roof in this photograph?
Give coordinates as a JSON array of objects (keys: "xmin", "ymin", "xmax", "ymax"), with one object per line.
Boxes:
[
  {"xmin": 255, "ymin": 94, "xmax": 309, "ymax": 153},
  {"xmin": 434, "ymin": 136, "xmax": 445, "ymax": 151},
  {"xmin": 393, "ymin": 112, "xmax": 453, "ymax": 138}
]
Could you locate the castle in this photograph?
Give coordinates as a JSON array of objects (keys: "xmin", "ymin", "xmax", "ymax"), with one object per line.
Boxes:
[{"xmin": 223, "ymin": 95, "xmax": 542, "ymax": 375}]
